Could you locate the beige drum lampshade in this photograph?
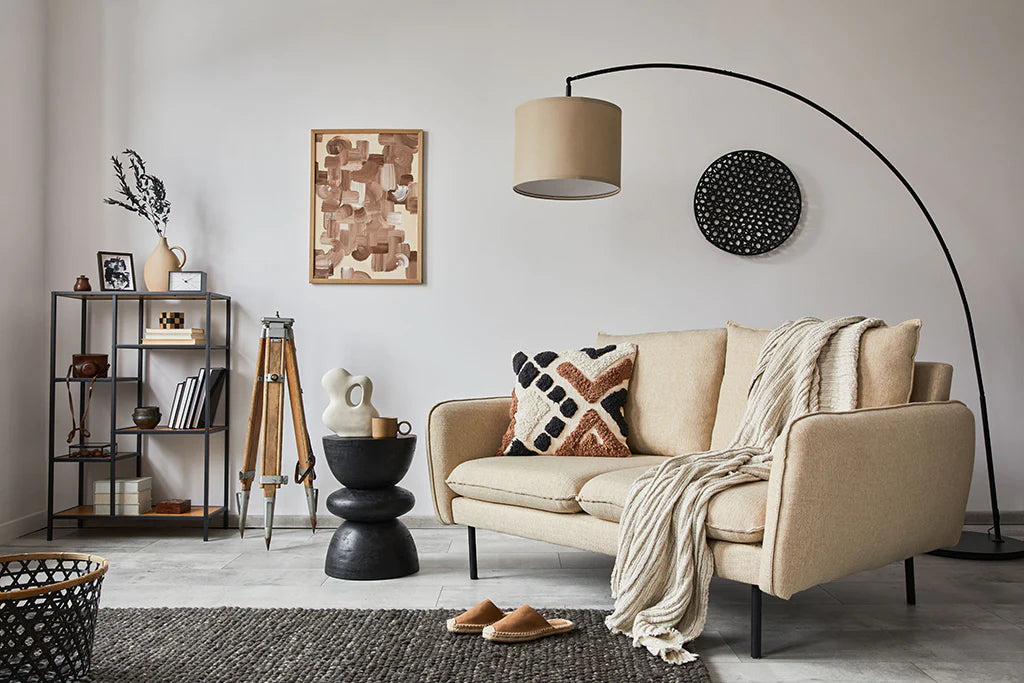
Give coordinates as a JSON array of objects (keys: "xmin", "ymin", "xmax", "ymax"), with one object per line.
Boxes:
[{"xmin": 513, "ymin": 96, "xmax": 622, "ymax": 200}]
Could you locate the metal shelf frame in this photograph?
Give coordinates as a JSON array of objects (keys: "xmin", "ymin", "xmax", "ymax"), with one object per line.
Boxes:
[{"xmin": 47, "ymin": 290, "xmax": 232, "ymax": 541}]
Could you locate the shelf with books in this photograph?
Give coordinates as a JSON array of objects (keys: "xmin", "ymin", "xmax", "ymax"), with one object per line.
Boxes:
[
  {"xmin": 115, "ymin": 425, "xmax": 227, "ymax": 435},
  {"xmin": 47, "ymin": 290, "xmax": 231, "ymax": 541}
]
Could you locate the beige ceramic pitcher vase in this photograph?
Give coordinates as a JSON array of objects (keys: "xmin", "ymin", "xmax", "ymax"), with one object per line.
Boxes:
[
  {"xmin": 143, "ymin": 237, "xmax": 187, "ymax": 291},
  {"xmin": 321, "ymin": 368, "xmax": 380, "ymax": 437}
]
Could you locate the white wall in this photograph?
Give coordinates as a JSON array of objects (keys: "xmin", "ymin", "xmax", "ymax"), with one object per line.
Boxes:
[
  {"xmin": 0, "ymin": 0, "xmax": 48, "ymax": 541},
  {"xmin": 32, "ymin": 0, "xmax": 1024, "ymax": 526}
]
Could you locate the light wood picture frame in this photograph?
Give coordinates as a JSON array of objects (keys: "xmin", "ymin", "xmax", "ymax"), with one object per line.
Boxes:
[{"xmin": 309, "ymin": 129, "xmax": 423, "ymax": 284}]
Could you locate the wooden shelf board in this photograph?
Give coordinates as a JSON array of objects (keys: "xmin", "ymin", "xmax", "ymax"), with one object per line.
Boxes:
[
  {"xmin": 54, "ymin": 505, "xmax": 225, "ymax": 519},
  {"xmin": 115, "ymin": 425, "xmax": 227, "ymax": 435}
]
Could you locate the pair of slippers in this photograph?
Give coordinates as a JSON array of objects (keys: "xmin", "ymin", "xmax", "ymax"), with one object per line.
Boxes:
[{"xmin": 446, "ymin": 599, "xmax": 574, "ymax": 643}]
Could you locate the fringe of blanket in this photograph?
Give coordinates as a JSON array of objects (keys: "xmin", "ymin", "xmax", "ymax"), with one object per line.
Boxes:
[{"xmin": 606, "ymin": 316, "xmax": 883, "ymax": 663}]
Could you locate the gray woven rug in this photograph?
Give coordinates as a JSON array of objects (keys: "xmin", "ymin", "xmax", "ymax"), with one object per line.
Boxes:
[{"xmin": 84, "ymin": 607, "xmax": 711, "ymax": 682}]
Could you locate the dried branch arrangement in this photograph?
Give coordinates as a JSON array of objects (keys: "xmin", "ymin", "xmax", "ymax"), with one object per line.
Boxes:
[{"xmin": 103, "ymin": 149, "xmax": 171, "ymax": 235}]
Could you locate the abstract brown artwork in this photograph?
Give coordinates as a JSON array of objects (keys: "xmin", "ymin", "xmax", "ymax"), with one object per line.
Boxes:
[{"xmin": 309, "ymin": 129, "xmax": 423, "ymax": 284}]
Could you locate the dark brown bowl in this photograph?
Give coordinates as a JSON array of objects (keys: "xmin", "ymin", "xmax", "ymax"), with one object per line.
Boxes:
[{"xmin": 132, "ymin": 406, "xmax": 161, "ymax": 430}]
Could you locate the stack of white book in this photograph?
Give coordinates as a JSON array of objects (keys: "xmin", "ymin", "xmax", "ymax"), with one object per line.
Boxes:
[
  {"xmin": 95, "ymin": 477, "xmax": 153, "ymax": 515},
  {"xmin": 142, "ymin": 328, "xmax": 207, "ymax": 346},
  {"xmin": 167, "ymin": 367, "xmax": 227, "ymax": 429}
]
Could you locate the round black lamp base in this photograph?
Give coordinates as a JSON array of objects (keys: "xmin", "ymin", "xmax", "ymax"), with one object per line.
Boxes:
[{"xmin": 929, "ymin": 531, "xmax": 1024, "ymax": 560}]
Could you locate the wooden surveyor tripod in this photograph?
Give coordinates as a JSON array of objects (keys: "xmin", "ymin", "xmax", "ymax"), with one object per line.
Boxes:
[{"xmin": 238, "ymin": 314, "xmax": 318, "ymax": 549}]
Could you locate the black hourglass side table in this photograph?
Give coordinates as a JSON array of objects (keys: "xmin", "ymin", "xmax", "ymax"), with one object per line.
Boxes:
[{"xmin": 322, "ymin": 435, "xmax": 419, "ymax": 580}]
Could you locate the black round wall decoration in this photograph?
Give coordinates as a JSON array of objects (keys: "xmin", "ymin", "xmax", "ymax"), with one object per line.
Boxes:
[{"xmin": 693, "ymin": 149, "xmax": 802, "ymax": 255}]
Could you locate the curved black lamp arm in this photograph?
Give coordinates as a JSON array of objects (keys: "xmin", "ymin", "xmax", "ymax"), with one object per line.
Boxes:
[{"xmin": 566, "ymin": 63, "xmax": 1002, "ymax": 541}]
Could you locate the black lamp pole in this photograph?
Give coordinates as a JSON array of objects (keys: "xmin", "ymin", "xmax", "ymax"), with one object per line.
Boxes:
[{"xmin": 564, "ymin": 63, "xmax": 1022, "ymax": 559}]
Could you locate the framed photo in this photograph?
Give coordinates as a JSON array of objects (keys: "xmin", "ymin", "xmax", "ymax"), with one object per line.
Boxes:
[
  {"xmin": 96, "ymin": 251, "xmax": 137, "ymax": 291},
  {"xmin": 309, "ymin": 129, "xmax": 423, "ymax": 284}
]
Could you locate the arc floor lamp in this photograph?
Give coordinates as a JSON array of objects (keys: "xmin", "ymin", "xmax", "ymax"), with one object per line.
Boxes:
[{"xmin": 513, "ymin": 62, "xmax": 1022, "ymax": 560}]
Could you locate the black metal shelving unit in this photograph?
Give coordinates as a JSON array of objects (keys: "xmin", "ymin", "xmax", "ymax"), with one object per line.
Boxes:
[{"xmin": 46, "ymin": 291, "xmax": 231, "ymax": 541}]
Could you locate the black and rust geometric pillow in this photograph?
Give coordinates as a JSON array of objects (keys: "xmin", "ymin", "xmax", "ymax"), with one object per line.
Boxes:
[{"xmin": 498, "ymin": 344, "xmax": 637, "ymax": 457}]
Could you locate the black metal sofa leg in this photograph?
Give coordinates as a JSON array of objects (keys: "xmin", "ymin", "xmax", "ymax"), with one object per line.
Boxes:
[
  {"xmin": 750, "ymin": 585, "xmax": 762, "ymax": 658},
  {"xmin": 468, "ymin": 526, "xmax": 478, "ymax": 580},
  {"xmin": 905, "ymin": 557, "xmax": 916, "ymax": 605}
]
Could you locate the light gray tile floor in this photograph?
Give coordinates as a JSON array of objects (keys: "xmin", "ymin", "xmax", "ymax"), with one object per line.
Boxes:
[{"xmin": 3, "ymin": 524, "xmax": 1022, "ymax": 682}]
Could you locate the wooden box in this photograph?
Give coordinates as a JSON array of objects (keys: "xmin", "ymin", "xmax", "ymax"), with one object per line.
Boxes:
[{"xmin": 153, "ymin": 499, "xmax": 191, "ymax": 514}]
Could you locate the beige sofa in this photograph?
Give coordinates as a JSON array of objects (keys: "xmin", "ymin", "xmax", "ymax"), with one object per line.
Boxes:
[{"xmin": 426, "ymin": 326, "xmax": 975, "ymax": 657}]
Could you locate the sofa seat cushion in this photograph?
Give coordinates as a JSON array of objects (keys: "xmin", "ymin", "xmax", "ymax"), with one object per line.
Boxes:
[
  {"xmin": 446, "ymin": 455, "xmax": 666, "ymax": 513},
  {"xmin": 576, "ymin": 466, "xmax": 769, "ymax": 543}
]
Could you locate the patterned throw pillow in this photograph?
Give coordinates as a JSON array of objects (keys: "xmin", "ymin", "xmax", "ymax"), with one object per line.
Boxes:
[{"xmin": 498, "ymin": 344, "xmax": 637, "ymax": 457}]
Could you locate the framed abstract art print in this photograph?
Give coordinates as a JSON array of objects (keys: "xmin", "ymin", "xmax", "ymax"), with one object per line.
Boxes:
[{"xmin": 309, "ymin": 129, "xmax": 423, "ymax": 284}]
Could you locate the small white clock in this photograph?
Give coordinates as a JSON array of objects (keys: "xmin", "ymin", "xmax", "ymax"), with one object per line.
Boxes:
[{"xmin": 168, "ymin": 270, "xmax": 207, "ymax": 292}]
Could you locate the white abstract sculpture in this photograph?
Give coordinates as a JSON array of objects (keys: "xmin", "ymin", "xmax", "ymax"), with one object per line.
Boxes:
[{"xmin": 321, "ymin": 368, "xmax": 379, "ymax": 437}]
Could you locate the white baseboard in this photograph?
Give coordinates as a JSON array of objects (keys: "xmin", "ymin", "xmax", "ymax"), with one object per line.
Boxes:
[
  {"xmin": 232, "ymin": 514, "xmax": 444, "ymax": 529},
  {"xmin": 37, "ymin": 510, "xmax": 1024, "ymax": 537},
  {"xmin": 47, "ymin": 513, "xmax": 447, "ymax": 533},
  {"xmin": 0, "ymin": 510, "xmax": 46, "ymax": 544}
]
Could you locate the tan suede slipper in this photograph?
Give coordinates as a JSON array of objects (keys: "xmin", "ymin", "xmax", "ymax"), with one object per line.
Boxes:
[
  {"xmin": 445, "ymin": 599, "xmax": 510, "ymax": 634},
  {"xmin": 481, "ymin": 604, "xmax": 574, "ymax": 643}
]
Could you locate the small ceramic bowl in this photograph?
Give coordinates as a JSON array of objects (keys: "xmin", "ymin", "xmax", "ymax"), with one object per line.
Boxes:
[{"xmin": 132, "ymin": 406, "xmax": 161, "ymax": 430}]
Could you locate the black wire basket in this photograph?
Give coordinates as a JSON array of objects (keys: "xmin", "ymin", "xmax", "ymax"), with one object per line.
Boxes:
[{"xmin": 0, "ymin": 553, "xmax": 108, "ymax": 682}]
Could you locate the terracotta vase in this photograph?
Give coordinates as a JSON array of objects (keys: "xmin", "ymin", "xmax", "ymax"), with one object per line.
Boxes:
[{"xmin": 143, "ymin": 236, "xmax": 187, "ymax": 292}]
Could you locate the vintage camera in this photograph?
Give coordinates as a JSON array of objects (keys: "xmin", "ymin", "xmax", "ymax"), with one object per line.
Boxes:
[{"xmin": 71, "ymin": 354, "xmax": 109, "ymax": 379}]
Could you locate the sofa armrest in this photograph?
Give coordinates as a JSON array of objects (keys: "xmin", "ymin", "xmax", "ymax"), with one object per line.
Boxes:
[
  {"xmin": 426, "ymin": 396, "xmax": 512, "ymax": 524},
  {"xmin": 759, "ymin": 401, "xmax": 974, "ymax": 599}
]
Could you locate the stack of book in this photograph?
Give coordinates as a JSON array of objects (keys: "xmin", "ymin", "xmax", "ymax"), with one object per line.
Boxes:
[
  {"xmin": 142, "ymin": 328, "xmax": 207, "ymax": 346},
  {"xmin": 167, "ymin": 367, "xmax": 227, "ymax": 429},
  {"xmin": 95, "ymin": 477, "xmax": 153, "ymax": 515}
]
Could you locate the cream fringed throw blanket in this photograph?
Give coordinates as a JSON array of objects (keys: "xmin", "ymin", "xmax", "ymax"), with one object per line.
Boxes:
[{"xmin": 606, "ymin": 316, "xmax": 883, "ymax": 663}]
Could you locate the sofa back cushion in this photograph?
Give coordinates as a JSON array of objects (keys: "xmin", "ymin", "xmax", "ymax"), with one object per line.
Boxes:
[
  {"xmin": 710, "ymin": 320, "xmax": 922, "ymax": 449},
  {"xmin": 596, "ymin": 329, "xmax": 726, "ymax": 455}
]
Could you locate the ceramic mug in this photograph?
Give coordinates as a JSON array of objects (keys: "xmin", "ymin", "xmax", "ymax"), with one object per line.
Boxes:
[{"xmin": 371, "ymin": 417, "xmax": 412, "ymax": 439}]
